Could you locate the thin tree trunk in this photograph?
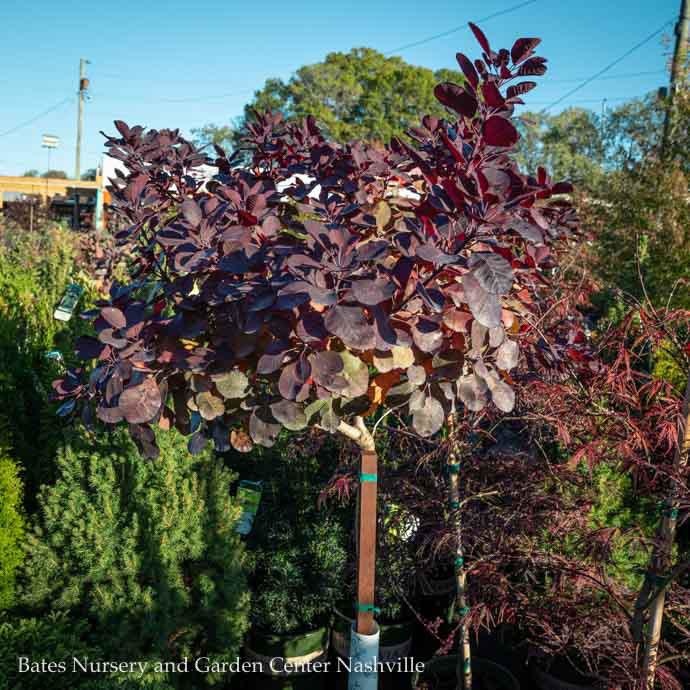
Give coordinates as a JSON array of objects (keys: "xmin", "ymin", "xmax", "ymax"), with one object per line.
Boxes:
[
  {"xmin": 448, "ymin": 415, "xmax": 472, "ymax": 690},
  {"xmin": 639, "ymin": 375, "xmax": 690, "ymax": 688}
]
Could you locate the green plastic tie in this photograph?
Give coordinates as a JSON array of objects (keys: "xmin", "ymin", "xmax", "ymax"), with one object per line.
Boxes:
[
  {"xmin": 447, "ymin": 463, "xmax": 460, "ymax": 475},
  {"xmin": 459, "ymin": 606, "xmax": 470, "ymax": 616},
  {"xmin": 455, "ymin": 556, "xmax": 464, "ymax": 568},
  {"xmin": 356, "ymin": 603, "xmax": 381, "ymax": 615},
  {"xmin": 463, "ymin": 658, "xmax": 471, "ymax": 673},
  {"xmin": 359, "ymin": 473, "xmax": 377, "ymax": 483},
  {"xmin": 665, "ymin": 507, "xmax": 679, "ymax": 519},
  {"xmin": 449, "ymin": 500, "xmax": 460, "ymax": 510}
]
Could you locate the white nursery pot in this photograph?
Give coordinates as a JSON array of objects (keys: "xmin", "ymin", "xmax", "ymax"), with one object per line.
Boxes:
[{"xmin": 347, "ymin": 621, "xmax": 380, "ymax": 690}]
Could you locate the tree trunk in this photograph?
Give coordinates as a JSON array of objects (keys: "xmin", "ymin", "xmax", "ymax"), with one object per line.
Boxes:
[
  {"xmin": 639, "ymin": 375, "xmax": 690, "ymax": 688},
  {"xmin": 448, "ymin": 415, "xmax": 472, "ymax": 690}
]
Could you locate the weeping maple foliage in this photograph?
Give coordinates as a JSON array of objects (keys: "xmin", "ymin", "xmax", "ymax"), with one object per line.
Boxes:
[{"xmin": 54, "ymin": 24, "xmax": 580, "ymax": 458}]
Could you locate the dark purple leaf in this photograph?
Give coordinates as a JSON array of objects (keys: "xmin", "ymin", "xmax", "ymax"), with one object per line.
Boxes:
[
  {"xmin": 511, "ymin": 37, "xmax": 541, "ymax": 64},
  {"xmin": 457, "ymin": 374, "xmax": 489, "ymax": 411},
  {"xmin": 412, "ymin": 317, "xmax": 444, "ymax": 353},
  {"xmin": 462, "ymin": 273, "xmax": 502, "ymax": 328},
  {"xmin": 434, "ymin": 83, "xmax": 478, "ymax": 118},
  {"xmin": 506, "ymin": 81, "xmax": 537, "ymax": 99},
  {"xmin": 181, "ymin": 199, "xmax": 203, "ymax": 226},
  {"xmin": 455, "ymin": 52, "xmax": 479, "ymax": 89},
  {"xmin": 517, "ymin": 57, "xmax": 547, "ymax": 77},
  {"xmin": 411, "ymin": 395, "xmax": 444, "ymax": 437},
  {"xmin": 118, "ymin": 378, "xmax": 162, "ymax": 424},
  {"xmin": 188, "ymin": 432, "xmax": 208, "ymax": 455},
  {"xmin": 101, "ymin": 307, "xmax": 127, "ymax": 330},
  {"xmin": 468, "ymin": 22, "xmax": 491, "ymax": 54},
  {"xmin": 483, "ymin": 116, "xmax": 519, "ymax": 147},
  {"xmin": 351, "ymin": 277, "xmax": 395, "ymax": 305},
  {"xmin": 270, "ymin": 399, "xmax": 307, "ymax": 430},
  {"xmin": 75, "ymin": 336, "xmax": 108, "ymax": 360},
  {"xmin": 310, "ymin": 351, "xmax": 344, "ymax": 388},
  {"xmin": 324, "ymin": 305, "xmax": 376, "ymax": 351},
  {"xmin": 249, "ymin": 406, "xmax": 281, "ymax": 447},
  {"xmin": 468, "ymin": 252, "xmax": 514, "ymax": 294}
]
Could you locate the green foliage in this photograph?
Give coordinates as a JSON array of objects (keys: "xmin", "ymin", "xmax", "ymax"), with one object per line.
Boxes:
[
  {"xmin": 201, "ymin": 49, "xmax": 463, "ymax": 150},
  {"xmin": 22, "ymin": 170, "xmax": 39, "ymax": 178},
  {"xmin": 0, "ymin": 612, "xmax": 175, "ymax": 690},
  {"xmin": 41, "ymin": 170, "xmax": 68, "ymax": 179},
  {"xmin": 20, "ymin": 429, "xmax": 250, "ymax": 681},
  {"xmin": 515, "ymin": 108, "xmax": 605, "ymax": 187},
  {"xmin": 248, "ymin": 517, "xmax": 347, "ymax": 635},
  {"xmin": 226, "ymin": 434, "xmax": 348, "ymax": 635},
  {"xmin": 587, "ymin": 159, "xmax": 690, "ymax": 309},
  {"xmin": 587, "ymin": 464, "xmax": 655, "ymax": 591},
  {"xmin": 0, "ymin": 454, "xmax": 24, "ymax": 611},
  {"xmin": 0, "ymin": 224, "xmax": 85, "ymax": 495}
]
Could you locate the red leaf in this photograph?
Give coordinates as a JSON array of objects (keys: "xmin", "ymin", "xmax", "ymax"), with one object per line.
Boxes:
[
  {"xmin": 455, "ymin": 52, "xmax": 479, "ymax": 89},
  {"xmin": 434, "ymin": 83, "xmax": 478, "ymax": 118},
  {"xmin": 481, "ymin": 81, "xmax": 505, "ymax": 108},
  {"xmin": 468, "ymin": 22, "xmax": 490, "ymax": 54},
  {"xmin": 518, "ymin": 57, "xmax": 547, "ymax": 77},
  {"xmin": 506, "ymin": 81, "xmax": 537, "ymax": 99},
  {"xmin": 482, "ymin": 116, "xmax": 519, "ymax": 147},
  {"xmin": 510, "ymin": 37, "xmax": 541, "ymax": 65}
]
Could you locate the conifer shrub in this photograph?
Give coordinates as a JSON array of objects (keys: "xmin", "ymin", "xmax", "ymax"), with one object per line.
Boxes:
[
  {"xmin": 19, "ymin": 429, "xmax": 249, "ymax": 684},
  {"xmin": 0, "ymin": 454, "xmax": 24, "ymax": 611},
  {"xmin": 0, "ymin": 612, "xmax": 176, "ymax": 690}
]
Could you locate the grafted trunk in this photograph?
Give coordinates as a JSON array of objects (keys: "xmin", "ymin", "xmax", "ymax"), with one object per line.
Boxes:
[
  {"xmin": 448, "ymin": 415, "xmax": 472, "ymax": 690},
  {"xmin": 638, "ymin": 376, "xmax": 690, "ymax": 688}
]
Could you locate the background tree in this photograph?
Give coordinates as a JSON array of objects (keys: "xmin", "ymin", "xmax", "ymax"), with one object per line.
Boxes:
[
  {"xmin": 22, "ymin": 169, "xmax": 39, "ymax": 177},
  {"xmin": 515, "ymin": 107, "xmax": 605, "ymax": 188},
  {"xmin": 195, "ymin": 48, "xmax": 464, "ymax": 151},
  {"xmin": 80, "ymin": 168, "xmax": 97, "ymax": 181},
  {"xmin": 191, "ymin": 122, "xmax": 237, "ymax": 153},
  {"xmin": 41, "ymin": 170, "xmax": 67, "ymax": 179}
]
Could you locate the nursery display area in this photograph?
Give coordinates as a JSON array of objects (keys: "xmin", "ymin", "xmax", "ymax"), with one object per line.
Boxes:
[{"xmin": 1, "ymin": 20, "xmax": 689, "ymax": 690}]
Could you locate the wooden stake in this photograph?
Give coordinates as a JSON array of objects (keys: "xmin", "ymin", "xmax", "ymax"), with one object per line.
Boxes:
[{"xmin": 356, "ymin": 448, "xmax": 378, "ymax": 635}]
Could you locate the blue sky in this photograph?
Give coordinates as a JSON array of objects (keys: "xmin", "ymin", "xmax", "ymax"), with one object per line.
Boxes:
[{"xmin": 0, "ymin": 0, "xmax": 679, "ymax": 176}]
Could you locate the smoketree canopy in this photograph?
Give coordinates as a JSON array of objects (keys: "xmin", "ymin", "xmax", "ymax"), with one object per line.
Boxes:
[{"xmin": 55, "ymin": 24, "xmax": 581, "ymax": 458}]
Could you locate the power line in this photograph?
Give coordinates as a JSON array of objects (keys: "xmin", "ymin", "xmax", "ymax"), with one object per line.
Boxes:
[
  {"xmin": 384, "ymin": 0, "xmax": 538, "ymax": 55},
  {"xmin": 542, "ymin": 20, "xmax": 673, "ymax": 112},
  {"xmin": 548, "ymin": 69, "xmax": 665, "ymax": 84},
  {"xmin": 0, "ymin": 96, "xmax": 74, "ymax": 138}
]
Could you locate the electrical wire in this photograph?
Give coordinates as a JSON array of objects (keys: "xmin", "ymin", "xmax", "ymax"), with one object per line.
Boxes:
[
  {"xmin": 383, "ymin": 0, "xmax": 538, "ymax": 55},
  {"xmin": 541, "ymin": 20, "xmax": 673, "ymax": 112},
  {"xmin": 0, "ymin": 96, "xmax": 74, "ymax": 138}
]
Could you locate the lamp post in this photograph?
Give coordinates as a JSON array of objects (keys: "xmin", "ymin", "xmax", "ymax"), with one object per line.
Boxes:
[{"xmin": 41, "ymin": 134, "xmax": 60, "ymax": 211}]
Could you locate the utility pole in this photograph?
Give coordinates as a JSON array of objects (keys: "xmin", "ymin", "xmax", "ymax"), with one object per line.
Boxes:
[
  {"xmin": 74, "ymin": 58, "xmax": 89, "ymax": 180},
  {"xmin": 661, "ymin": 0, "xmax": 689, "ymax": 157}
]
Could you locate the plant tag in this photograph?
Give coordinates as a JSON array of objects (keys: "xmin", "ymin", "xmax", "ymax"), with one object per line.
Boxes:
[
  {"xmin": 54, "ymin": 284, "xmax": 84, "ymax": 322},
  {"xmin": 235, "ymin": 480, "xmax": 263, "ymax": 535}
]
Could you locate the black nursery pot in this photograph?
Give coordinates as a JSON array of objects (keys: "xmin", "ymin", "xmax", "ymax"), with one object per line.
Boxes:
[
  {"xmin": 411, "ymin": 656, "xmax": 520, "ymax": 690},
  {"xmin": 530, "ymin": 662, "xmax": 598, "ymax": 690},
  {"xmin": 242, "ymin": 627, "xmax": 330, "ymax": 689}
]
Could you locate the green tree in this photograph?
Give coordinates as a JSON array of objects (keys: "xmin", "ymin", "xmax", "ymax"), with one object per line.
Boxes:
[
  {"xmin": 200, "ymin": 49, "xmax": 464, "ymax": 150},
  {"xmin": 80, "ymin": 168, "xmax": 97, "ymax": 181},
  {"xmin": 191, "ymin": 123, "xmax": 237, "ymax": 153},
  {"xmin": 515, "ymin": 107, "xmax": 605, "ymax": 187},
  {"xmin": 22, "ymin": 170, "xmax": 39, "ymax": 177},
  {"xmin": 20, "ymin": 429, "xmax": 249, "ymax": 685},
  {"xmin": 41, "ymin": 170, "xmax": 68, "ymax": 179}
]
